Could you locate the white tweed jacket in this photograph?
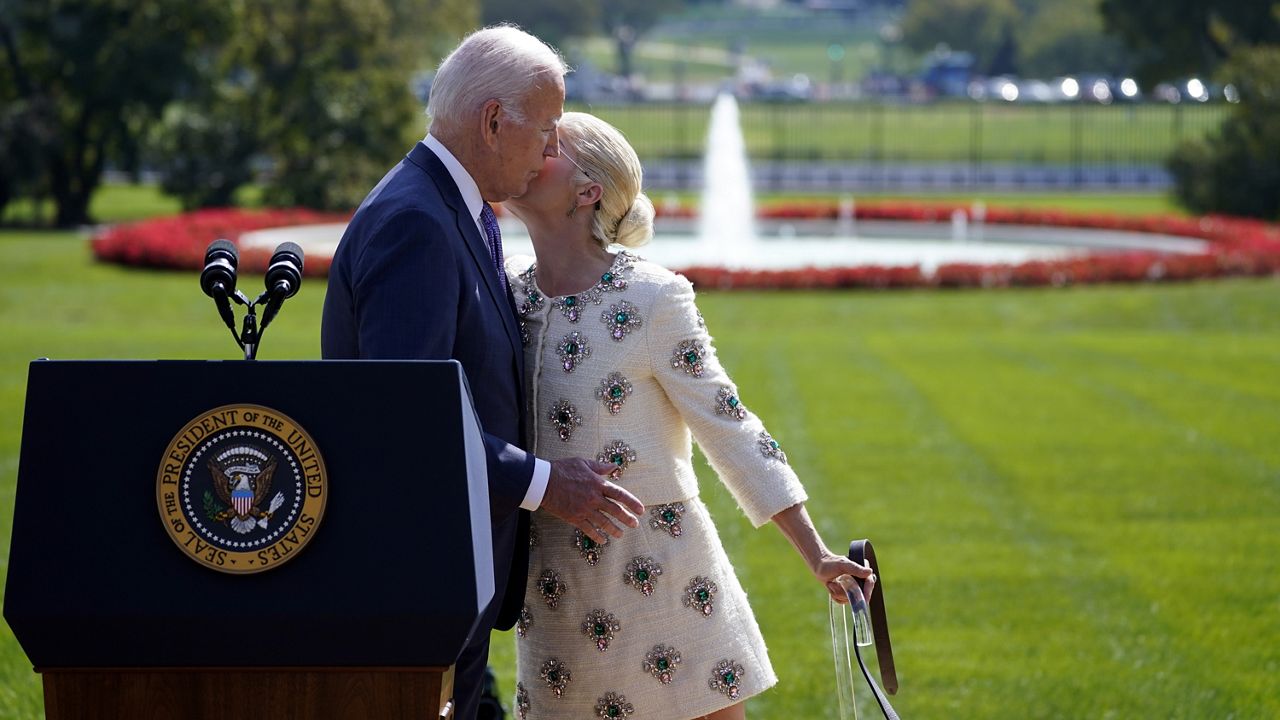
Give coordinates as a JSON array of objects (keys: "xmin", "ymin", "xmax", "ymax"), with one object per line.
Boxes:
[{"xmin": 508, "ymin": 251, "xmax": 807, "ymax": 527}]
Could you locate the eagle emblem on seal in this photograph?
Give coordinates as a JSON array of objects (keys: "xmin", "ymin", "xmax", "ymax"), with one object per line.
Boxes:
[{"xmin": 206, "ymin": 445, "xmax": 286, "ymax": 534}]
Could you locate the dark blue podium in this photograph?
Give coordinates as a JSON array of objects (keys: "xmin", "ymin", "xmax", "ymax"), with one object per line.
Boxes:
[{"xmin": 4, "ymin": 359, "xmax": 494, "ymax": 719}]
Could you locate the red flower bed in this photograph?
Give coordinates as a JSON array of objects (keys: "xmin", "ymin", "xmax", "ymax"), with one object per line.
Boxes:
[
  {"xmin": 91, "ymin": 208, "xmax": 348, "ymax": 277},
  {"xmin": 90, "ymin": 203, "xmax": 1280, "ymax": 289}
]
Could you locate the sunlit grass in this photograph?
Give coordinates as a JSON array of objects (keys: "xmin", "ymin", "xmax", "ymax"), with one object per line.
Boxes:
[{"xmin": 2, "ymin": 230, "xmax": 1276, "ymax": 719}]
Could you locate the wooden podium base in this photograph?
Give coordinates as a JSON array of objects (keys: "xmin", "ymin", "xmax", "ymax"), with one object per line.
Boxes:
[{"xmin": 39, "ymin": 666, "xmax": 454, "ymax": 720}]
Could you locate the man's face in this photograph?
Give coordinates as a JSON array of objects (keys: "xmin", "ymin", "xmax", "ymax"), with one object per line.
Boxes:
[{"xmin": 491, "ymin": 77, "xmax": 565, "ymax": 201}]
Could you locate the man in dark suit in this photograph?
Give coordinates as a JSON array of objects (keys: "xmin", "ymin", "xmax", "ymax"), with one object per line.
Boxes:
[{"xmin": 321, "ymin": 25, "xmax": 644, "ymax": 720}]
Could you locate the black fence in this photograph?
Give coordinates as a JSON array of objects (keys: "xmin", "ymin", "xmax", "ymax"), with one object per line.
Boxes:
[{"xmin": 571, "ymin": 101, "xmax": 1231, "ymax": 190}]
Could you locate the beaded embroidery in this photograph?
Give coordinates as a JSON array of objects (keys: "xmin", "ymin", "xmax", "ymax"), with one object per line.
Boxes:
[
  {"xmin": 553, "ymin": 294, "xmax": 584, "ymax": 322},
  {"xmin": 549, "ymin": 399, "xmax": 583, "ymax": 442},
  {"xmin": 671, "ymin": 339, "xmax": 707, "ymax": 377},
  {"xmin": 757, "ymin": 430, "xmax": 788, "ymax": 464},
  {"xmin": 643, "ymin": 644, "xmax": 682, "ymax": 685},
  {"xmin": 516, "ymin": 268, "xmax": 544, "ymax": 317},
  {"xmin": 715, "ymin": 386, "xmax": 747, "ymax": 420},
  {"xmin": 581, "ymin": 609, "xmax": 621, "ymax": 652},
  {"xmin": 709, "ymin": 659, "xmax": 745, "ymax": 699},
  {"xmin": 601, "ymin": 300, "xmax": 642, "ymax": 341},
  {"xmin": 556, "ymin": 331, "xmax": 591, "ymax": 372},
  {"xmin": 538, "ymin": 569, "xmax": 566, "ymax": 609},
  {"xmin": 597, "ymin": 440, "xmax": 636, "ymax": 478},
  {"xmin": 594, "ymin": 692, "xmax": 635, "ymax": 719},
  {"xmin": 516, "ymin": 605, "xmax": 533, "ymax": 638},
  {"xmin": 573, "ymin": 529, "xmax": 609, "ymax": 566},
  {"xmin": 529, "ymin": 521, "xmax": 540, "ymax": 547},
  {"xmin": 624, "ymin": 556, "xmax": 663, "ymax": 596},
  {"xmin": 649, "ymin": 502, "xmax": 685, "ymax": 537},
  {"xmin": 539, "ymin": 658, "xmax": 571, "ymax": 698},
  {"xmin": 519, "ymin": 320, "xmax": 530, "ymax": 346},
  {"xmin": 515, "ymin": 682, "xmax": 530, "ymax": 719},
  {"xmin": 684, "ymin": 576, "xmax": 718, "ymax": 617},
  {"xmin": 596, "ymin": 372, "xmax": 633, "ymax": 415}
]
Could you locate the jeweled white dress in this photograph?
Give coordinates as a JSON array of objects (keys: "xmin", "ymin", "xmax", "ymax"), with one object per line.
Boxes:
[{"xmin": 507, "ymin": 252, "xmax": 808, "ymax": 720}]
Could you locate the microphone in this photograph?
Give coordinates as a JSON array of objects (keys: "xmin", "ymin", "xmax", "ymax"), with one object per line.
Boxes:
[
  {"xmin": 264, "ymin": 242, "xmax": 304, "ymax": 300},
  {"xmin": 260, "ymin": 242, "xmax": 304, "ymax": 330},
  {"xmin": 200, "ymin": 239, "xmax": 238, "ymax": 331}
]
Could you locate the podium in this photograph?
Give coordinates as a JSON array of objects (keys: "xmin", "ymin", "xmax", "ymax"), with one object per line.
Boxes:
[{"xmin": 4, "ymin": 359, "xmax": 496, "ymax": 719}]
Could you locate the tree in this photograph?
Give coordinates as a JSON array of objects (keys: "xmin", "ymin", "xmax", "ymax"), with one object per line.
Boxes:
[
  {"xmin": 1018, "ymin": 0, "xmax": 1133, "ymax": 77},
  {"xmin": 900, "ymin": 0, "xmax": 1022, "ymax": 75},
  {"xmin": 1167, "ymin": 46, "xmax": 1280, "ymax": 220},
  {"xmin": 599, "ymin": 0, "xmax": 684, "ymax": 82},
  {"xmin": 1099, "ymin": 0, "xmax": 1280, "ymax": 84},
  {"xmin": 0, "ymin": 0, "xmax": 228, "ymax": 226},
  {"xmin": 156, "ymin": 0, "xmax": 476, "ymax": 211},
  {"xmin": 481, "ymin": 0, "xmax": 598, "ymax": 50}
]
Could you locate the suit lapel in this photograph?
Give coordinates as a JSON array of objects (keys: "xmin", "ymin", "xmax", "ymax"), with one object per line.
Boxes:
[{"xmin": 409, "ymin": 144, "xmax": 522, "ymax": 359}]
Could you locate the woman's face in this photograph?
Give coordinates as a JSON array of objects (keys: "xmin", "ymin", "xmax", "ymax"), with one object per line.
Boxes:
[{"xmin": 510, "ymin": 141, "xmax": 593, "ymax": 216}]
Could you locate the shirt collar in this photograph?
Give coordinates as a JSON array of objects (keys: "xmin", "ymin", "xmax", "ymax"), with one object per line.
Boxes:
[{"xmin": 424, "ymin": 134, "xmax": 486, "ymax": 223}]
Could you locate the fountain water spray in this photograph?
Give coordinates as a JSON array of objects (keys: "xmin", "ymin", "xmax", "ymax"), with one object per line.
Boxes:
[{"xmin": 697, "ymin": 93, "xmax": 758, "ymax": 260}]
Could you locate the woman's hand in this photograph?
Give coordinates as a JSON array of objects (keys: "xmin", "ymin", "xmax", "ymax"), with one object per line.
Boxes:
[
  {"xmin": 810, "ymin": 552, "xmax": 876, "ymax": 605},
  {"xmin": 770, "ymin": 502, "xmax": 876, "ymax": 604}
]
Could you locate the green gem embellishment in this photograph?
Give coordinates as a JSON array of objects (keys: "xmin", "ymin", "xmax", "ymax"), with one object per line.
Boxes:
[
  {"xmin": 672, "ymin": 339, "xmax": 707, "ymax": 377},
  {"xmin": 594, "ymin": 692, "xmax": 634, "ymax": 719},
  {"xmin": 597, "ymin": 440, "xmax": 636, "ymax": 478},
  {"xmin": 757, "ymin": 430, "xmax": 788, "ymax": 464},
  {"xmin": 601, "ymin": 300, "xmax": 642, "ymax": 341},
  {"xmin": 538, "ymin": 569, "xmax": 566, "ymax": 609},
  {"xmin": 602, "ymin": 272, "xmax": 614, "ymax": 283},
  {"xmin": 644, "ymin": 644, "xmax": 682, "ymax": 684},
  {"xmin": 624, "ymin": 556, "xmax": 663, "ymax": 596},
  {"xmin": 556, "ymin": 331, "xmax": 591, "ymax": 372},
  {"xmin": 515, "ymin": 683, "xmax": 530, "ymax": 719},
  {"xmin": 549, "ymin": 399, "xmax": 583, "ymax": 442},
  {"xmin": 596, "ymin": 372, "xmax": 633, "ymax": 415},
  {"xmin": 715, "ymin": 386, "xmax": 747, "ymax": 420},
  {"xmin": 539, "ymin": 659, "xmax": 571, "ymax": 698},
  {"xmin": 709, "ymin": 659, "xmax": 745, "ymax": 700},
  {"xmin": 581, "ymin": 609, "xmax": 621, "ymax": 652},
  {"xmin": 574, "ymin": 529, "xmax": 609, "ymax": 566},
  {"xmin": 684, "ymin": 576, "xmax": 718, "ymax": 617},
  {"xmin": 649, "ymin": 502, "xmax": 685, "ymax": 537},
  {"xmin": 554, "ymin": 294, "xmax": 582, "ymax": 322},
  {"xmin": 517, "ymin": 267, "xmax": 544, "ymax": 317}
]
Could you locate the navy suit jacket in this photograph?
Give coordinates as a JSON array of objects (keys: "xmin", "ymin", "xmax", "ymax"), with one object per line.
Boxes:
[{"xmin": 321, "ymin": 142, "xmax": 533, "ymax": 631}]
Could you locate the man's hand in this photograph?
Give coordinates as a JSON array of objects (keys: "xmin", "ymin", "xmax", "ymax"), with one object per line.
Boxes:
[{"xmin": 540, "ymin": 458, "xmax": 645, "ymax": 544}]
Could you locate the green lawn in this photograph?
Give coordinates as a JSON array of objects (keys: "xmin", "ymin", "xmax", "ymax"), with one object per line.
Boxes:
[{"xmin": 1, "ymin": 230, "xmax": 1277, "ymax": 718}]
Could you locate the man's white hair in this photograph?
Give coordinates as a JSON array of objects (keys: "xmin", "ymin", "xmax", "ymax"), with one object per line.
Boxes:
[{"xmin": 427, "ymin": 25, "xmax": 569, "ymax": 132}]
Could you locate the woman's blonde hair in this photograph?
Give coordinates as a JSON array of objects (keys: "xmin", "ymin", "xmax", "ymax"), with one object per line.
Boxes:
[{"xmin": 559, "ymin": 112, "xmax": 654, "ymax": 249}]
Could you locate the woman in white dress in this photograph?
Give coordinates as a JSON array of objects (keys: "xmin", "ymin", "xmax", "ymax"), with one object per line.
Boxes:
[{"xmin": 503, "ymin": 112, "xmax": 874, "ymax": 720}]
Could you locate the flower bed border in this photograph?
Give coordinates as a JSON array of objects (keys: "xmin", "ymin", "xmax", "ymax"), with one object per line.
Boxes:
[{"xmin": 90, "ymin": 203, "xmax": 1280, "ymax": 289}]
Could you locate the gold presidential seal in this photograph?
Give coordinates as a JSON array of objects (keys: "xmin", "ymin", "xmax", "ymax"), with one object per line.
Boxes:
[{"xmin": 156, "ymin": 404, "xmax": 327, "ymax": 574}]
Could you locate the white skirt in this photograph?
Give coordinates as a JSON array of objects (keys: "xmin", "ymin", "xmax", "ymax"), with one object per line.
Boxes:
[{"xmin": 514, "ymin": 495, "xmax": 777, "ymax": 720}]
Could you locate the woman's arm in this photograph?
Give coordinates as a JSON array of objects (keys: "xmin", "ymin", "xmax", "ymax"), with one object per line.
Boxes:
[{"xmin": 771, "ymin": 502, "xmax": 875, "ymax": 604}]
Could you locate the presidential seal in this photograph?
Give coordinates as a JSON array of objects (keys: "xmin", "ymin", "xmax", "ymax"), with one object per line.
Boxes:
[{"xmin": 156, "ymin": 404, "xmax": 327, "ymax": 574}]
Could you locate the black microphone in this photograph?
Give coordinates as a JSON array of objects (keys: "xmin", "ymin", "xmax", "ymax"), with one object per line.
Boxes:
[
  {"xmin": 200, "ymin": 239, "xmax": 238, "ymax": 331},
  {"xmin": 260, "ymin": 242, "xmax": 304, "ymax": 331},
  {"xmin": 264, "ymin": 241, "xmax": 304, "ymax": 300}
]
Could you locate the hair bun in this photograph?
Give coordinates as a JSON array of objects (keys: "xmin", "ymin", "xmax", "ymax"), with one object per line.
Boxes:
[{"xmin": 612, "ymin": 193, "xmax": 655, "ymax": 248}]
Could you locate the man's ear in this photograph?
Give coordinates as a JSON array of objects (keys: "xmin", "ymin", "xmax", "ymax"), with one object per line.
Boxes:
[{"xmin": 480, "ymin": 100, "xmax": 502, "ymax": 149}]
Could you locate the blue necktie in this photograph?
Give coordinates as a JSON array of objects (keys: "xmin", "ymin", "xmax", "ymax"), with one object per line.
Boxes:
[{"xmin": 479, "ymin": 203, "xmax": 508, "ymax": 294}]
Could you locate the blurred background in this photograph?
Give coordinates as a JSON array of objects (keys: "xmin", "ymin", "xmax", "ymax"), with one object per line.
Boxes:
[
  {"xmin": 2, "ymin": 0, "xmax": 1278, "ymax": 224},
  {"xmin": 2, "ymin": 2, "xmax": 1278, "ymax": 719}
]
